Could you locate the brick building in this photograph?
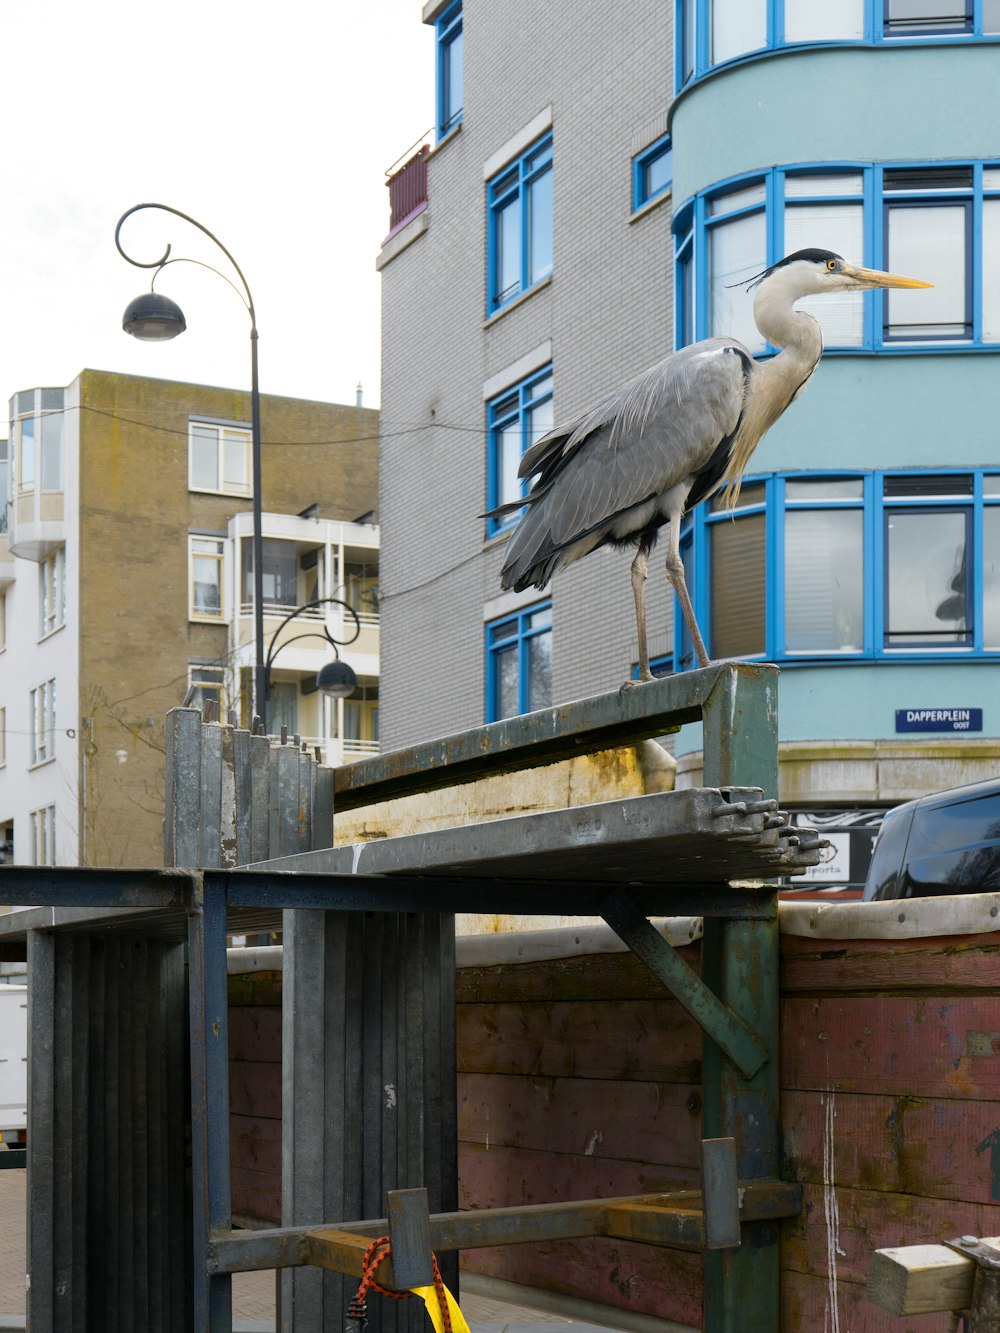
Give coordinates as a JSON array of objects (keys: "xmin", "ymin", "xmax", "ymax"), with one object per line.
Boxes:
[{"xmin": 1, "ymin": 370, "xmax": 379, "ymax": 867}]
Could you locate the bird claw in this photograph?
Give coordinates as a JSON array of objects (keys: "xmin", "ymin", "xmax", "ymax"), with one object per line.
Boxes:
[{"xmin": 620, "ymin": 675, "xmax": 653, "ymax": 692}]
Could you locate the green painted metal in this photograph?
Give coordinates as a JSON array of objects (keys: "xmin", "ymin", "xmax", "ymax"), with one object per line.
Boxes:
[
  {"xmin": 701, "ymin": 662, "xmax": 782, "ymax": 1332},
  {"xmin": 601, "ymin": 889, "xmax": 768, "ymax": 1080}
]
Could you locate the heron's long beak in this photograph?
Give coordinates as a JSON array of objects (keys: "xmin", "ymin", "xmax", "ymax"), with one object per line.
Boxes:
[{"xmin": 842, "ymin": 262, "xmax": 933, "ymax": 289}]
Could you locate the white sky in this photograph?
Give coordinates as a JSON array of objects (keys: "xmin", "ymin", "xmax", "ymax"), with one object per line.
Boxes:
[{"xmin": 2, "ymin": 1, "xmax": 434, "ymax": 412}]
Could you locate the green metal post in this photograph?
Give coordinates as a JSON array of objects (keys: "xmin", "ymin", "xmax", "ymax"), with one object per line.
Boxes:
[{"xmin": 701, "ymin": 664, "xmax": 781, "ymax": 1332}]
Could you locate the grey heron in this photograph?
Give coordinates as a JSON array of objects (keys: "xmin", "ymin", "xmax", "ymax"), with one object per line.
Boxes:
[{"xmin": 490, "ymin": 249, "xmax": 931, "ymax": 679}]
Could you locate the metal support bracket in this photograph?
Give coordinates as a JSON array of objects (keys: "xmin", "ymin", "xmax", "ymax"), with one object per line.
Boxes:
[
  {"xmin": 600, "ymin": 888, "xmax": 769, "ymax": 1080},
  {"xmin": 944, "ymin": 1237, "xmax": 1000, "ymax": 1332}
]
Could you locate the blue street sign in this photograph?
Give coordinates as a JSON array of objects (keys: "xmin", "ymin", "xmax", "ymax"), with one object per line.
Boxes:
[{"xmin": 895, "ymin": 708, "xmax": 983, "ymax": 734}]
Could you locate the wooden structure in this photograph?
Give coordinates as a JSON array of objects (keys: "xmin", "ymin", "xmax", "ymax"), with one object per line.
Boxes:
[{"xmin": 0, "ymin": 663, "xmax": 822, "ymax": 1331}]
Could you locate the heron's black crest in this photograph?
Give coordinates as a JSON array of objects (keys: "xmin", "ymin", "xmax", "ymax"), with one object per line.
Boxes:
[{"xmin": 743, "ymin": 248, "xmax": 844, "ymax": 291}]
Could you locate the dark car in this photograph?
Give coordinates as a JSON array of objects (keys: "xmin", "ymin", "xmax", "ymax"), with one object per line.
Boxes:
[{"xmin": 862, "ymin": 777, "xmax": 1000, "ymax": 901}]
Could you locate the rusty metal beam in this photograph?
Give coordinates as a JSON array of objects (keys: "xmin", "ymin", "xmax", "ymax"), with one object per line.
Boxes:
[{"xmin": 332, "ymin": 665, "xmax": 777, "ymax": 811}]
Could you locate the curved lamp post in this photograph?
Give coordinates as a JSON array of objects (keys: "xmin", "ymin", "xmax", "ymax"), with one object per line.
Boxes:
[
  {"xmin": 115, "ymin": 203, "xmax": 266, "ymax": 726},
  {"xmin": 264, "ymin": 597, "xmax": 361, "ymax": 737}
]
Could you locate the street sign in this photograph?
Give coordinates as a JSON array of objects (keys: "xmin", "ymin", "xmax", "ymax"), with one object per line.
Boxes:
[{"xmin": 895, "ymin": 708, "xmax": 982, "ymax": 734}]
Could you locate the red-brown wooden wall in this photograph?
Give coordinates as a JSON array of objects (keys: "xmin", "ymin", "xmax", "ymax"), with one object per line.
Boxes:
[{"xmin": 230, "ymin": 928, "xmax": 1000, "ymax": 1330}]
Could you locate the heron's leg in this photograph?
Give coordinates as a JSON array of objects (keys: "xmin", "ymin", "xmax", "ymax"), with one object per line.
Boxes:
[
  {"xmin": 664, "ymin": 515, "xmax": 710, "ymax": 669},
  {"xmin": 630, "ymin": 542, "xmax": 654, "ymax": 683}
]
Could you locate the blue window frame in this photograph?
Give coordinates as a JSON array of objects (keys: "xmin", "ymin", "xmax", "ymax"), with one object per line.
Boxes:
[
  {"xmin": 674, "ymin": 162, "xmax": 1000, "ymax": 354},
  {"xmin": 675, "ymin": 0, "xmax": 1000, "ymax": 90},
  {"xmin": 633, "ymin": 134, "xmax": 672, "ymax": 212},
  {"xmin": 435, "ymin": 1, "xmax": 463, "ymax": 140},
  {"xmin": 487, "ymin": 134, "xmax": 553, "ymax": 315},
  {"xmin": 486, "ymin": 366, "xmax": 554, "ymax": 538},
  {"xmin": 675, "ymin": 469, "xmax": 1000, "ymax": 668},
  {"xmin": 486, "ymin": 601, "xmax": 553, "ymax": 720}
]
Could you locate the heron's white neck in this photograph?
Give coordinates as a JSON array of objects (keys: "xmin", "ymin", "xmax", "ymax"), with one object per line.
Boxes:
[{"xmin": 752, "ymin": 269, "xmax": 824, "ymax": 379}]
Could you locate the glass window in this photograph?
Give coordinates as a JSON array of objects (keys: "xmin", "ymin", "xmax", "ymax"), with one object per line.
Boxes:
[
  {"xmin": 17, "ymin": 417, "xmax": 35, "ymax": 493},
  {"xmin": 784, "ymin": 202, "xmax": 865, "ymax": 344},
  {"xmin": 711, "ymin": 0, "xmax": 767, "ymax": 63},
  {"xmin": 884, "ymin": 0, "xmax": 971, "ymax": 35},
  {"xmin": 709, "ymin": 211, "xmax": 767, "ymax": 351},
  {"xmin": 983, "ymin": 199, "xmax": 1000, "ymax": 342},
  {"xmin": 985, "ymin": 0, "xmax": 1000, "ymax": 30},
  {"xmin": 243, "ymin": 538, "xmax": 298, "ymax": 609},
  {"xmin": 40, "ymin": 411, "xmax": 63, "ymax": 492},
  {"xmin": 189, "ymin": 664, "xmax": 226, "ymax": 716},
  {"xmin": 486, "ymin": 602, "xmax": 553, "ymax": 720},
  {"xmin": 633, "ymin": 135, "xmax": 672, "ymax": 211},
  {"xmin": 785, "ymin": 173, "xmax": 865, "ymax": 197},
  {"xmin": 29, "ymin": 806, "xmax": 56, "ymax": 867},
  {"xmin": 681, "ymin": 0, "xmax": 697, "ymax": 83},
  {"xmin": 784, "ymin": 0, "xmax": 864, "ymax": 40},
  {"xmin": 189, "ymin": 421, "xmax": 252, "ymax": 495},
  {"xmin": 885, "ymin": 202, "xmax": 970, "ymax": 339},
  {"xmin": 487, "ymin": 134, "xmax": 553, "ymax": 313},
  {"xmin": 30, "ymin": 679, "xmax": 56, "ymax": 766},
  {"xmin": 786, "ymin": 509, "xmax": 864, "ymax": 651},
  {"xmin": 190, "ymin": 537, "xmax": 225, "ymax": 620},
  {"xmin": 436, "ymin": 1, "xmax": 463, "ymax": 139},
  {"xmin": 709, "ymin": 510, "xmax": 766, "ymax": 656},
  {"xmin": 786, "ymin": 477, "xmax": 865, "ymax": 501},
  {"xmin": 984, "ymin": 506, "xmax": 1000, "ymax": 648},
  {"xmin": 487, "ymin": 368, "xmax": 554, "ymax": 534},
  {"xmin": 885, "ymin": 509, "xmax": 970, "ymax": 645},
  {"xmin": 268, "ymin": 681, "xmax": 298, "ymax": 737},
  {"xmin": 39, "ymin": 548, "xmax": 65, "ymax": 637}
]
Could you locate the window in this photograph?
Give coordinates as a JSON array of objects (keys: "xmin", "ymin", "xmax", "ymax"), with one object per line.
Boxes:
[
  {"xmin": 188, "ymin": 663, "xmax": 226, "ymax": 715},
  {"xmin": 242, "ymin": 538, "xmax": 298, "ymax": 610},
  {"xmin": 486, "ymin": 602, "xmax": 552, "ymax": 720},
  {"xmin": 633, "ymin": 134, "xmax": 672, "ymax": 212},
  {"xmin": 677, "ymin": 470, "xmax": 1000, "ymax": 666},
  {"xmin": 11, "ymin": 389, "xmax": 64, "ymax": 496},
  {"xmin": 0, "ymin": 439, "xmax": 8, "ymax": 531},
  {"xmin": 29, "ymin": 806, "xmax": 55, "ymax": 867},
  {"xmin": 436, "ymin": 0, "xmax": 463, "ymax": 139},
  {"xmin": 38, "ymin": 548, "xmax": 65, "ymax": 638},
  {"xmin": 487, "ymin": 133, "xmax": 553, "ymax": 314},
  {"xmin": 677, "ymin": 0, "xmax": 996, "ymax": 87},
  {"xmin": 0, "ymin": 707, "xmax": 5, "ymax": 768},
  {"xmin": 29, "ymin": 679, "xmax": 56, "ymax": 766},
  {"xmin": 268, "ymin": 681, "xmax": 298, "ymax": 737},
  {"xmin": 676, "ymin": 163, "xmax": 999, "ymax": 353},
  {"xmin": 190, "ymin": 536, "xmax": 225, "ymax": 620},
  {"xmin": 486, "ymin": 367, "xmax": 554, "ymax": 536},
  {"xmin": 189, "ymin": 421, "xmax": 252, "ymax": 496}
]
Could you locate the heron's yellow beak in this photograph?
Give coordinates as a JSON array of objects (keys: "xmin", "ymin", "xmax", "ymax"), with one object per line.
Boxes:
[{"xmin": 842, "ymin": 263, "xmax": 933, "ymax": 290}]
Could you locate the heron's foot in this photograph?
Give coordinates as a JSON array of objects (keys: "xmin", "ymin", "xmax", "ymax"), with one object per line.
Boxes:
[{"xmin": 620, "ymin": 673, "xmax": 655, "ymax": 692}]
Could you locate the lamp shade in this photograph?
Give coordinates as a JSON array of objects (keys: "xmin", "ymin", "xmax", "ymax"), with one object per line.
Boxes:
[
  {"xmin": 122, "ymin": 291, "xmax": 187, "ymax": 341},
  {"xmin": 316, "ymin": 659, "xmax": 357, "ymax": 699}
]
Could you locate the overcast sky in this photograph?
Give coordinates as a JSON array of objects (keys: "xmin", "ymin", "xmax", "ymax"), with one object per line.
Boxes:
[{"xmin": 3, "ymin": 1, "xmax": 433, "ymax": 413}]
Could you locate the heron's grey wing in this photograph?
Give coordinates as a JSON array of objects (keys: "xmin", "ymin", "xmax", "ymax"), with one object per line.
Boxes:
[{"xmin": 538, "ymin": 341, "xmax": 749, "ymax": 548}]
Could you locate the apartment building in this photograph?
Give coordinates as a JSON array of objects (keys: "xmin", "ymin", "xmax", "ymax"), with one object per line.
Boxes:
[
  {"xmin": 377, "ymin": 1, "xmax": 1000, "ymax": 865},
  {"xmin": 1, "ymin": 370, "xmax": 379, "ymax": 867}
]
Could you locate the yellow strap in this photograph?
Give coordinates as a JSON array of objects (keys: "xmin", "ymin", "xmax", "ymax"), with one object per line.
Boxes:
[{"xmin": 408, "ymin": 1283, "xmax": 471, "ymax": 1333}]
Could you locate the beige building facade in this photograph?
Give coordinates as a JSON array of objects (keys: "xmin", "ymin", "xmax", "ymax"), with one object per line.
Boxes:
[{"xmin": 1, "ymin": 369, "xmax": 379, "ymax": 868}]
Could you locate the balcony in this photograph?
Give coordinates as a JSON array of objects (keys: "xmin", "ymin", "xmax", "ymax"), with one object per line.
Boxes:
[
  {"xmin": 7, "ymin": 488, "xmax": 65, "ymax": 562},
  {"xmin": 385, "ymin": 144, "xmax": 429, "ymax": 241}
]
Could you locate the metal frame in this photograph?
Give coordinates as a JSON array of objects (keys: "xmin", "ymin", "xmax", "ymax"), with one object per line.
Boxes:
[{"xmin": 5, "ymin": 662, "xmax": 802, "ymax": 1330}]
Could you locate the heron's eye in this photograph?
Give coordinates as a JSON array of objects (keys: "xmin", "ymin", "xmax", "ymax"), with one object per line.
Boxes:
[{"xmin": 826, "ymin": 260, "xmax": 837, "ymax": 271}]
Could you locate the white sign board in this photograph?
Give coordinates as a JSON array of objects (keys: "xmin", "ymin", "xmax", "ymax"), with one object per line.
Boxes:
[{"xmin": 797, "ymin": 832, "xmax": 852, "ymax": 883}]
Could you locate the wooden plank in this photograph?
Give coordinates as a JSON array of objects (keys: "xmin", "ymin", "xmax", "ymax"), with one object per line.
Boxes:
[
  {"xmin": 228, "ymin": 1006, "xmax": 282, "ymax": 1062},
  {"xmin": 231, "ymin": 1166, "xmax": 281, "ymax": 1225},
  {"xmin": 867, "ymin": 1241, "xmax": 984, "ymax": 1316},
  {"xmin": 461, "ymin": 1236, "xmax": 703, "ymax": 1329},
  {"xmin": 782, "ymin": 1182, "xmax": 1000, "ymax": 1287},
  {"xmin": 781, "ymin": 1269, "xmax": 946, "ymax": 1332},
  {"xmin": 780, "ymin": 932, "xmax": 1000, "ymax": 994},
  {"xmin": 783, "ymin": 1089, "xmax": 1000, "ymax": 1204},
  {"xmin": 230, "ymin": 1061, "xmax": 281, "ymax": 1120},
  {"xmin": 457, "ymin": 999, "xmax": 702, "ymax": 1082},
  {"xmin": 455, "ymin": 946, "xmax": 703, "ymax": 1004},
  {"xmin": 458, "ymin": 1073, "xmax": 701, "ymax": 1168},
  {"xmin": 458, "ymin": 1142, "xmax": 697, "ymax": 1210},
  {"xmin": 230, "ymin": 1113, "xmax": 281, "ymax": 1176},
  {"xmin": 781, "ymin": 995, "xmax": 1000, "ymax": 1098}
]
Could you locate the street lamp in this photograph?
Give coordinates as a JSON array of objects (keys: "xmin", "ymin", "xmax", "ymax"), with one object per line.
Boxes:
[
  {"xmin": 115, "ymin": 203, "xmax": 266, "ymax": 727},
  {"xmin": 264, "ymin": 597, "xmax": 361, "ymax": 741}
]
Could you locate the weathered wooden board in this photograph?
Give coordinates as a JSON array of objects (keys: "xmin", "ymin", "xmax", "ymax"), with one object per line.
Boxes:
[
  {"xmin": 783, "ymin": 1089, "xmax": 1000, "ymax": 1203},
  {"xmin": 781, "ymin": 933, "xmax": 1000, "ymax": 994},
  {"xmin": 232, "ymin": 1166, "xmax": 280, "ymax": 1224},
  {"xmin": 781, "ymin": 1270, "xmax": 946, "ymax": 1332},
  {"xmin": 461, "ymin": 1236, "xmax": 703, "ymax": 1329},
  {"xmin": 230, "ymin": 1112, "xmax": 280, "ymax": 1176},
  {"xmin": 229, "ymin": 1059, "xmax": 281, "ymax": 1120},
  {"xmin": 458, "ymin": 999, "xmax": 701, "ymax": 1082},
  {"xmin": 228, "ymin": 1006, "xmax": 281, "ymax": 1062},
  {"xmin": 456, "ymin": 945, "xmax": 702, "ymax": 1005},
  {"xmin": 458, "ymin": 1142, "xmax": 698, "ymax": 1210},
  {"xmin": 783, "ymin": 1183, "xmax": 1000, "ymax": 1287},
  {"xmin": 781, "ymin": 995, "xmax": 1000, "ymax": 1098},
  {"xmin": 458, "ymin": 1072, "xmax": 701, "ymax": 1167}
]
